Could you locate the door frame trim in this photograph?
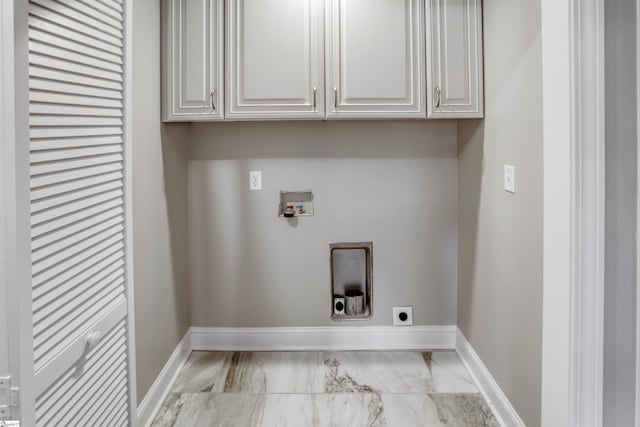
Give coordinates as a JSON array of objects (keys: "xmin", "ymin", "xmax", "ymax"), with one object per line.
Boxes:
[
  {"xmin": 0, "ymin": 0, "xmax": 13, "ymax": 386},
  {"xmin": 123, "ymin": 0, "xmax": 138, "ymax": 423},
  {"xmin": 5, "ymin": 0, "xmax": 35, "ymax": 424},
  {"xmin": 541, "ymin": 0, "xmax": 605, "ymax": 425}
]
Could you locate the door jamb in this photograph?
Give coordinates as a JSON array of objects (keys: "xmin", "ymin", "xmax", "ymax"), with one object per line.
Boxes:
[
  {"xmin": 541, "ymin": 0, "xmax": 605, "ymax": 426},
  {"xmin": 123, "ymin": 0, "xmax": 138, "ymax": 422}
]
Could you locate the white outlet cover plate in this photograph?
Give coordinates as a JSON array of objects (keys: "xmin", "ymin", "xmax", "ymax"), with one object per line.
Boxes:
[
  {"xmin": 393, "ymin": 306, "xmax": 413, "ymax": 326},
  {"xmin": 249, "ymin": 171, "xmax": 262, "ymax": 190},
  {"xmin": 504, "ymin": 165, "xmax": 516, "ymax": 193}
]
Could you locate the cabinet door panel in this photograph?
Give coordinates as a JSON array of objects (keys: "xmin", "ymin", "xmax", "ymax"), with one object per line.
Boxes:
[
  {"xmin": 428, "ymin": 0, "xmax": 483, "ymax": 118},
  {"xmin": 227, "ymin": 0, "xmax": 324, "ymax": 119},
  {"xmin": 163, "ymin": 0, "xmax": 224, "ymax": 121},
  {"xmin": 327, "ymin": 0, "xmax": 425, "ymax": 118}
]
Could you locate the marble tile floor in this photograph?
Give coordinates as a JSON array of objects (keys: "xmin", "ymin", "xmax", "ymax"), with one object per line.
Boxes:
[{"xmin": 151, "ymin": 350, "xmax": 499, "ymax": 427}]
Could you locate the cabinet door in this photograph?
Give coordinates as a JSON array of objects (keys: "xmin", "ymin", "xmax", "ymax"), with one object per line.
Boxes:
[
  {"xmin": 226, "ymin": 0, "xmax": 324, "ymax": 120},
  {"xmin": 163, "ymin": 0, "xmax": 224, "ymax": 121},
  {"xmin": 427, "ymin": 0, "xmax": 483, "ymax": 118},
  {"xmin": 326, "ymin": 0, "xmax": 425, "ymax": 118}
]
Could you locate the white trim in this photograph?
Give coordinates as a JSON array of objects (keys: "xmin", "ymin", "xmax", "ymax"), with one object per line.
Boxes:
[
  {"xmin": 541, "ymin": 0, "xmax": 573, "ymax": 423},
  {"xmin": 123, "ymin": 0, "xmax": 138, "ymax": 424},
  {"xmin": 541, "ymin": 0, "xmax": 607, "ymax": 425},
  {"xmin": 0, "ymin": 0, "xmax": 12, "ymax": 383},
  {"xmin": 190, "ymin": 325, "xmax": 456, "ymax": 351},
  {"xmin": 570, "ymin": 0, "xmax": 605, "ymax": 425},
  {"xmin": 12, "ymin": 0, "xmax": 35, "ymax": 423},
  {"xmin": 136, "ymin": 331, "xmax": 192, "ymax": 427},
  {"xmin": 455, "ymin": 329, "xmax": 525, "ymax": 427}
]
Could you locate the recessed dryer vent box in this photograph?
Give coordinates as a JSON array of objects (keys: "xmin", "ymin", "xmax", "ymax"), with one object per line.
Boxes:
[
  {"xmin": 330, "ymin": 242, "xmax": 373, "ymax": 321},
  {"xmin": 279, "ymin": 190, "xmax": 314, "ymax": 217}
]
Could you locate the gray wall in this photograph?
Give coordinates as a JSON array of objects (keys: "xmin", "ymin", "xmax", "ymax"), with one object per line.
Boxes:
[
  {"xmin": 132, "ymin": 0, "xmax": 190, "ymax": 403},
  {"xmin": 603, "ymin": 0, "xmax": 638, "ymax": 424},
  {"xmin": 457, "ymin": 1, "xmax": 543, "ymax": 425},
  {"xmin": 187, "ymin": 121, "xmax": 458, "ymax": 327}
]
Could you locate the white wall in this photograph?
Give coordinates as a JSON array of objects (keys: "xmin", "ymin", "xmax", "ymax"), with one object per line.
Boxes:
[
  {"xmin": 132, "ymin": 0, "xmax": 190, "ymax": 403},
  {"xmin": 187, "ymin": 121, "xmax": 458, "ymax": 327},
  {"xmin": 457, "ymin": 1, "xmax": 544, "ymax": 425}
]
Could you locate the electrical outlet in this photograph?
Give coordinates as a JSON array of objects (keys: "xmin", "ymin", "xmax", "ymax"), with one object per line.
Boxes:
[
  {"xmin": 504, "ymin": 165, "xmax": 515, "ymax": 194},
  {"xmin": 249, "ymin": 171, "xmax": 262, "ymax": 191},
  {"xmin": 393, "ymin": 306, "xmax": 413, "ymax": 326}
]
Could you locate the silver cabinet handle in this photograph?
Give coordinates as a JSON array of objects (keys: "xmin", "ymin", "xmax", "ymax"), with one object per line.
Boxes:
[
  {"xmin": 313, "ymin": 87, "xmax": 317, "ymax": 109},
  {"xmin": 334, "ymin": 87, "xmax": 338, "ymax": 109},
  {"xmin": 435, "ymin": 86, "xmax": 441, "ymax": 108},
  {"xmin": 210, "ymin": 89, "xmax": 216, "ymax": 110}
]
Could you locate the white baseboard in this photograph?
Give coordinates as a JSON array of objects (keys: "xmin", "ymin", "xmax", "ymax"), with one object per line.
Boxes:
[
  {"xmin": 136, "ymin": 331, "xmax": 192, "ymax": 427},
  {"xmin": 190, "ymin": 325, "xmax": 457, "ymax": 351},
  {"xmin": 455, "ymin": 328, "xmax": 525, "ymax": 427}
]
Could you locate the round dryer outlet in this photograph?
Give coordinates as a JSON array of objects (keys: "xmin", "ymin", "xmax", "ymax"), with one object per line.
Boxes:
[{"xmin": 392, "ymin": 306, "xmax": 413, "ymax": 326}]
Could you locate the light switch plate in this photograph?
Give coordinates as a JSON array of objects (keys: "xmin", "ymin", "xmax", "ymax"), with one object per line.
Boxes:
[
  {"xmin": 504, "ymin": 165, "xmax": 516, "ymax": 194},
  {"xmin": 249, "ymin": 171, "xmax": 262, "ymax": 191}
]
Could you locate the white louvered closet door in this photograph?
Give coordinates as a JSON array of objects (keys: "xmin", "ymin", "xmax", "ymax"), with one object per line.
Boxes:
[{"xmin": 27, "ymin": 0, "xmax": 134, "ymax": 426}]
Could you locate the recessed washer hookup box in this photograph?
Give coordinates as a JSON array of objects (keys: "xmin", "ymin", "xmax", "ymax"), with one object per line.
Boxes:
[{"xmin": 329, "ymin": 242, "xmax": 373, "ymax": 321}]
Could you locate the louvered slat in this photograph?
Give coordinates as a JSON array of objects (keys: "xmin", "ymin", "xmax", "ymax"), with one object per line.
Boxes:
[
  {"xmin": 30, "ymin": 153, "xmax": 123, "ymax": 177},
  {"xmin": 78, "ymin": 0, "xmax": 124, "ymax": 22},
  {"xmin": 31, "ymin": 178, "xmax": 123, "ymax": 213},
  {"xmin": 30, "ymin": 68, "xmax": 123, "ymax": 93},
  {"xmin": 29, "ymin": 27, "xmax": 123, "ymax": 65},
  {"xmin": 31, "ymin": 162, "xmax": 122, "ymax": 189},
  {"xmin": 97, "ymin": 0, "xmax": 123, "ymax": 14},
  {"xmin": 33, "ymin": 280, "xmax": 125, "ymax": 358},
  {"xmin": 36, "ymin": 325, "xmax": 124, "ymax": 417},
  {"xmin": 29, "ymin": 0, "xmax": 130, "ymax": 423},
  {"xmin": 30, "ymin": 115, "xmax": 123, "ymax": 127},
  {"xmin": 31, "ymin": 205, "xmax": 123, "ymax": 254},
  {"xmin": 31, "ymin": 216, "xmax": 123, "ymax": 271},
  {"xmin": 31, "ymin": 221, "xmax": 124, "ymax": 274},
  {"xmin": 30, "ymin": 102, "xmax": 123, "ymax": 117},
  {"xmin": 30, "ymin": 41, "xmax": 124, "ymax": 75},
  {"xmin": 30, "ymin": 78, "xmax": 123, "ymax": 100},
  {"xmin": 35, "ymin": 322, "xmax": 128, "ymax": 426},
  {"xmin": 31, "ymin": 144, "xmax": 123, "ymax": 165},
  {"xmin": 30, "ymin": 128, "xmax": 123, "ymax": 142},
  {"xmin": 34, "ymin": 261, "xmax": 124, "ymax": 312},
  {"xmin": 32, "ymin": 248, "xmax": 123, "ymax": 306},
  {"xmin": 36, "ymin": 325, "xmax": 124, "ymax": 418},
  {"xmin": 90, "ymin": 387, "xmax": 128, "ymax": 427},
  {"xmin": 29, "ymin": 14, "xmax": 122, "ymax": 57},
  {"xmin": 34, "ymin": 272, "xmax": 125, "ymax": 327},
  {"xmin": 31, "ymin": 169, "xmax": 123, "ymax": 200},
  {"xmin": 32, "ymin": 233, "xmax": 123, "ymax": 287},
  {"xmin": 29, "ymin": 1, "xmax": 123, "ymax": 44},
  {"xmin": 31, "ymin": 195, "xmax": 123, "ymax": 237},
  {"xmin": 30, "ymin": 135, "xmax": 123, "ymax": 151},
  {"xmin": 33, "ymin": 294, "xmax": 125, "ymax": 371},
  {"xmin": 49, "ymin": 0, "xmax": 123, "ymax": 30},
  {"xmin": 30, "ymin": 90, "xmax": 124, "ymax": 108},
  {"xmin": 33, "ymin": 275, "xmax": 124, "ymax": 349}
]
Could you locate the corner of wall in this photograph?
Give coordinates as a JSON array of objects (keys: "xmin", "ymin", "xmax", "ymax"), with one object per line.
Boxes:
[{"xmin": 132, "ymin": 0, "xmax": 192, "ymax": 404}]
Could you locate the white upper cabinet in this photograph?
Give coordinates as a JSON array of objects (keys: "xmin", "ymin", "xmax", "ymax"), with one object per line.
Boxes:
[
  {"xmin": 226, "ymin": 0, "xmax": 325, "ymax": 120},
  {"xmin": 326, "ymin": 0, "xmax": 426, "ymax": 118},
  {"xmin": 163, "ymin": 0, "xmax": 224, "ymax": 121},
  {"xmin": 427, "ymin": 0, "xmax": 484, "ymax": 118},
  {"xmin": 161, "ymin": 0, "xmax": 485, "ymax": 121}
]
